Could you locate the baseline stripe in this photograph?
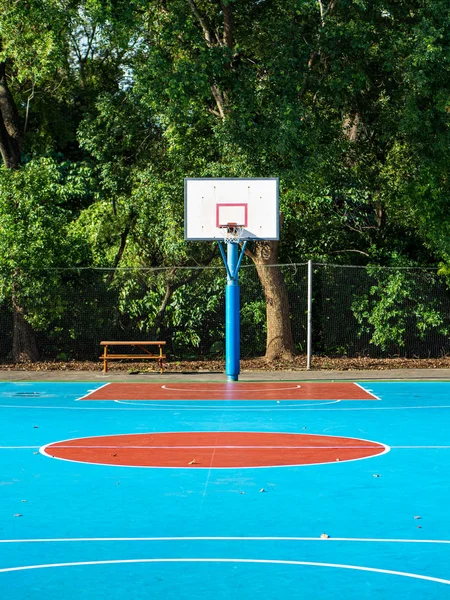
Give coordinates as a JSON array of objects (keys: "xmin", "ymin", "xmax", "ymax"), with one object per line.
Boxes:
[
  {"xmin": 353, "ymin": 382, "xmax": 381, "ymax": 400},
  {"xmin": 2, "ymin": 404, "xmax": 450, "ymax": 412},
  {"xmin": 76, "ymin": 383, "xmax": 111, "ymax": 401},
  {"xmin": 1, "ymin": 536, "xmax": 450, "ymax": 544}
]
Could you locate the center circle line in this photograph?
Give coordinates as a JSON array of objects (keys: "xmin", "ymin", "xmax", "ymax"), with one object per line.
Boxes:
[
  {"xmin": 0, "ymin": 558, "xmax": 449, "ymax": 586},
  {"xmin": 48, "ymin": 445, "xmax": 382, "ymax": 449}
]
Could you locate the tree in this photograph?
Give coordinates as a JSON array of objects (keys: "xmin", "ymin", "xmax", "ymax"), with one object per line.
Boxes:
[
  {"xmin": 88, "ymin": 0, "xmax": 324, "ymax": 361},
  {"xmin": 3, "ymin": 0, "xmax": 450, "ymax": 363},
  {"xmin": 0, "ymin": 158, "xmax": 91, "ymax": 361},
  {"xmin": 0, "ymin": 0, "xmax": 136, "ymax": 360},
  {"xmin": 0, "ymin": 0, "xmax": 74, "ymax": 359},
  {"xmin": 76, "ymin": 0, "xmax": 450, "ymax": 360},
  {"xmin": 299, "ymin": 0, "xmax": 450, "ymax": 268}
]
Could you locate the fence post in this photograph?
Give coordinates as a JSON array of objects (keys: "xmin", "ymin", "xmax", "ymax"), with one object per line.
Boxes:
[{"xmin": 306, "ymin": 259, "xmax": 313, "ymax": 370}]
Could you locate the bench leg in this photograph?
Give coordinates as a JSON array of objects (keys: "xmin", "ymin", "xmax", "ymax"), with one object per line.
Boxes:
[{"xmin": 103, "ymin": 346, "xmax": 108, "ymax": 374}]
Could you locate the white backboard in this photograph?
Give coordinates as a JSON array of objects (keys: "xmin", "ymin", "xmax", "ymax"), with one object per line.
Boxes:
[{"xmin": 184, "ymin": 178, "xmax": 279, "ymax": 241}]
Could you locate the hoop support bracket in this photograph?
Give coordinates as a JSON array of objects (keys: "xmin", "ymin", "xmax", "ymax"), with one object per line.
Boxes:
[{"xmin": 218, "ymin": 240, "xmax": 247, "ymax": 281}]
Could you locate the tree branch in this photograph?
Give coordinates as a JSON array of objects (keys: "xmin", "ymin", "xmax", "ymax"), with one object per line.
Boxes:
[
  {"xmin": 317, "ymin": 0, "xmax": 337, "ymax": 25},
  {"xmin": 83, "ymin": 24, "xmax": 97, "ymax": 63},
  {"xmin": 244, "ymin": 245, "xmax": 257, "ymax": 261},
  {"xmin": 211, "ymin": 84, "xmax": 225, "ymax": 119},
  {"xmin": 106, "ymin": 218, "xmax": 135, "ymax": 284},
  {"xmin": 187, "ymin": 0, "xmax": 217, "ymax": 46},
  {"xmin": 317, "ymin": 0, "xmax": 325, "ymax": 25},
  {"xmin": 219, "ymin": 0, "xmax": 233, "ymax": 49},
  {"xmin": 330, "ymin": 249, "xmax": 370, "ymax": 257},
  {"xmin": 24, "ymin": 80, "xmax": 35, "ymax": 135}
]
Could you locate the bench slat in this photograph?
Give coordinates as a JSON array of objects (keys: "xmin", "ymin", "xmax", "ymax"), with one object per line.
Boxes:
[
  {"xmin": 100, "ymin": 341, "xmax": 165, "ymax": 346},
  {"xmin": 100, "ymin": 355, "xmax": 166, "ymax": 360}
]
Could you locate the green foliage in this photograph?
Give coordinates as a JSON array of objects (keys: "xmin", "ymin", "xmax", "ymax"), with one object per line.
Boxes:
[
  {"xmin": 352, "ymin": 267, "xmax": 450, "ymax": 351},
  {"xmin": 240, "ymin": 299, "xmax": 267, "ymax": 356},
  {"xmin": 0, "ymin": 0, "xmax": 73, "ymax": 82},
  {"xmin": 0, "ymin": 157, "xmax": 92, "ymax": 329},
  {"xmin": 105, "ymin": 266, "xmax": 226, "ymax": 355},
  {"xmin": 1, "ymin": 0, "xmax": 450, "ymax": 360}
]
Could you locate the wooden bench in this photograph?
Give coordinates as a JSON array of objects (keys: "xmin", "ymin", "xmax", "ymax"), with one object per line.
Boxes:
[{"xmin": 100, "ymin": 341, "xmax": 166, "ymax": 374}]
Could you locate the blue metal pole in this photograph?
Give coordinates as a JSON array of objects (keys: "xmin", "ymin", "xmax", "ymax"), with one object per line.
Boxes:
[{"xmin": 225, "ymin": 242, "xmax": 240, "ymax": 381}]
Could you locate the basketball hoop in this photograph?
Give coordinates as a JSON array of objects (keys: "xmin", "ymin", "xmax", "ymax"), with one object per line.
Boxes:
[{"xmin": 219, "ymin": 223, "xmax": 245, "ymax": 244}]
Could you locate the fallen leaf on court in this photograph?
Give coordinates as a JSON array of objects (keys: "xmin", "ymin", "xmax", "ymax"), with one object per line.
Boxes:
[
  {"xmin": 21, "ymin": 500, "xmax": 27, "ymax": 503},
  {"xmin": 259, "ymin": 488, "xmax": 266, "ymax": 493},
  {"xmin": 33, "ymin": 452, "xmax": 38, "ymax": 455},
  {"xmin": 14, "ymin": 514, "xmax": 22, "ymax": 517},
  {"xmin": 188, "ymin": 459, "xmax": 198, "ymax": 465},
  {"xmin": 320, "ymin": 533, "xmax": 329, "ymax": 539},
  {"xmin": 112, "ymin": 454, "xmax": 117, "ymax": 457},
  {"xmin": 417, "ymin": 526, "xmax": 422, "ymax": 529},
  {"xmin": 414, "ymin": 516, "xmax": 421, "ymax": 519},
  {"xmin": 373, "ymin": 474, "xmax": 381, "ymax": 478},
  {"xmin": 335, "ymin": 458, "xmax": 340, "ymax": 461},
  {"xmin": 33, "ymin": 426, "xmax": 39, "ymax": 429}
]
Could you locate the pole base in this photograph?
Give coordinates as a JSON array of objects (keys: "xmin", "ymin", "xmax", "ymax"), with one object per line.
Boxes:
[{"xmin": 227, "ymin": 375, "xmax": 238, "ymax": 382}]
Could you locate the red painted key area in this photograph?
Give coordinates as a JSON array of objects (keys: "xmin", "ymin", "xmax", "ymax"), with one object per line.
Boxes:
[
  {"xmin": 82, "ymin": 382, "xmax": 377, "ymax": 401},
  {"xmin": 42, "ymin": 432, "xmax": 387, "ymax": 468}
]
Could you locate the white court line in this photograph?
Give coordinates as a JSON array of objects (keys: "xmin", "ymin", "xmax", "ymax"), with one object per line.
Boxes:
[
  {"xmin": 0, "ymin": 446, "xmax": 40, "ymax": 449},
  {"xmin": 38, "ymin": 432, "xmax": 390, "ymax": 469},
  {"xmin": 39, "ymin": 431, "xmax": 389, "ymax": 447},
  {"xmin": 353, "ymin": 382, "xmax": 381, "ymax": 400},
  {"xmin": 199, "ymin": 415, "xmax": 224, "ymax": 508},
  {"xmin": 161, "ymin": 384, "xmax": 302, "ymax": 392},
  {"xmin": 0, "ymin": 557, "xmax": 449, "ymax": 585},
  {"xmin": 39, "ymin": 453, "xmax": 390, "ymax": 469},
  {"xmin": 41, "ymin": 442, "xmax": 386, "ymax": 450},
  {"xmin": 1, "ymin": 445, "xmax": 448, "ymax": 450},
  {"xmin": 1, "ymin": 404, "xmax": 450, "ymax": 412},
  {"xmin": 391, "ymin": 446, "xmax": 450, "ymax": 449},
  {"xmin": 1, "ymin": 536, "xmax": 450, "ymax": 544},
  {"xmin": 76, "ymin": 383, "xmax": 111, "ymax": 401},
  {"xmin": 114, "ymin": 400, "xmax": 342, "ymax": 408}
]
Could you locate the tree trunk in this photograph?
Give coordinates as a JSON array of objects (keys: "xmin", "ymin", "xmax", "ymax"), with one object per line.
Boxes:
[
  {"xmin": 1, "ymin": 57, "xmax": 40, "ymax": 362},
  {"xmin": 106, "ymin": 217, "xmax": 135, "ymax": 284},
  {"xmin": 245, "ymin": 240, "xmax": 295, "ymax": 362},
  {"xmin": 12, "ymin": 292, "xmax": 39, "ymax": 363},
  {"xmin": 149, "ymin": 274, "xmax": 175, "ymax": 340},
  {"xmin": 0, "ymin": 61, "xmax": 22, "ymax": 169},
  {"xmin": 185, "ymin": 4, "xmax": 294, "ymax": 361}
]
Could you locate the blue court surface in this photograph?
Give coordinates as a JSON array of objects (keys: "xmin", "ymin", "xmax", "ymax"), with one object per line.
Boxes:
[{"xmin": 1, "ymin": 380, "xmax": 450, "ymax": 599}]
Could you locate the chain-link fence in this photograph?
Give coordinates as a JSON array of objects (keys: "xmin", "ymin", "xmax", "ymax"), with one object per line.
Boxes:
[
  {"xmin": 314, "ymin": 264, "xmax": 450, "ymax": 358},
  {"xmin": 1, "ymin": 263, "xmax": 449, "ymax": 362}
]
